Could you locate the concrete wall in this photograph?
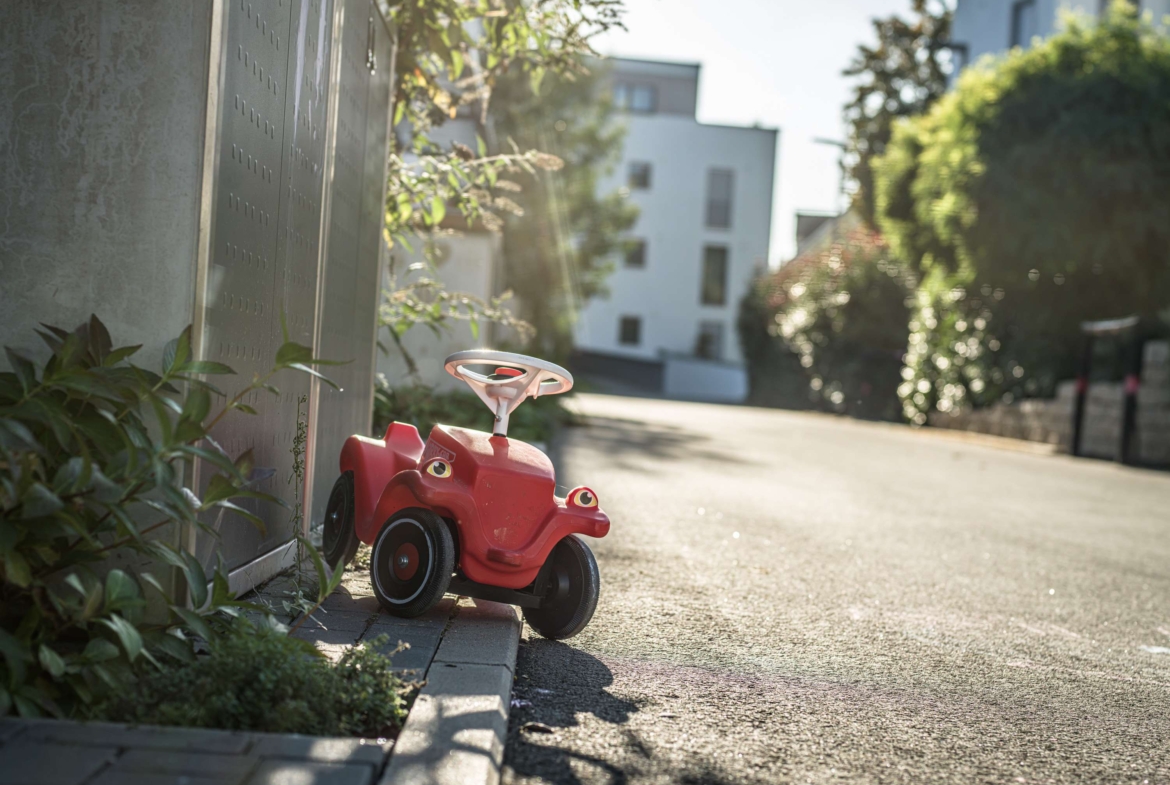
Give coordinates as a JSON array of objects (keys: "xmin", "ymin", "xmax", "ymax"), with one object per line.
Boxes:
[
  {"xmin": 663, "ymin": 354, "xmax": 748, "ymax": 403},
  {"xmin": 0, "ymin": 1, "xmax": 213, "ymax": 368},
  {"xmin": 929, "ymin": 341, "xmax": 1170, "ymax": 465},
  {"xmin": 573, "ymin": 116, "xmax": 776, "ymax": 366},
  {"xmin": 1, "ymin": 1, "xmax": 398, "ymax": 591}
]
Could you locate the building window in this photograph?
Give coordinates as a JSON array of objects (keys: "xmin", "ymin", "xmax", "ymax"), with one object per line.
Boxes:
[
  {"xmin": 700, "ymin": 246, "xmax": 728, "ymax": 306},
  {"xmin": 947, "ymin": 43, "xmax": 969, "ymax": 73},
  {"xmin": 613, "ymin": 83, "xmax": 657, "ymax": 113},
  {"xmin": 1011, "ymin": 0, "xmax": 1038, "ymax": 48},
  {"xmin": 705, "ymin": 169, "xmax": 734, "ymax": 228},
  {"xmin": 695, "ymin": 321, "xmax": 725, "ymax": 360},
  {"xmin": 624, "ymin": 239, "xmax": 647, "ymax": 268},
  {"xmin": 618, "ymin": 316, "xmax": 642, "ymax": 346},
  {"xmin": 628, "ymin": 161, "xmax": 652, "ymax": 189}
]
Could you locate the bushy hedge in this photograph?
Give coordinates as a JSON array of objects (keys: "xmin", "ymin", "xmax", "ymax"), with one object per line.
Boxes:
[
  {"xmin": 740, "ymin": 218, "xmax": 914, "ymax": 421},
  {"xmin": 876, "ymin": 3, "xmax": 1170, "ymax": 421}
]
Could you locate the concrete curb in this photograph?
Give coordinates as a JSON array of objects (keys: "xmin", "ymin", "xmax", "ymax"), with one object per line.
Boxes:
[{"xmin": 380, "ymin": 599, "xmax": 522, "ymax": 785}]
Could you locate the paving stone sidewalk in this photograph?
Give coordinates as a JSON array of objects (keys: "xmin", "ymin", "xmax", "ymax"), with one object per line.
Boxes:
[{"xmin": 0, "ymin": 561, "xmax": 482, "ymax": 785}]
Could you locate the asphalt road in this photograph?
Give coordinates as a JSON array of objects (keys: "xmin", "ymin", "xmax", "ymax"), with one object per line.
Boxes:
[{"xmin": 502, "ymin": 394, "xmax": 1170, "ymax": 785}]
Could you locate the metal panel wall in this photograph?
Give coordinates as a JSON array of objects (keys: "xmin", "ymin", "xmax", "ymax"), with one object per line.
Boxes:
[
  {"xmin": 196, "ymin": 0, "xmax": 334, "ymax": 572},
  {"xmin": 308, "ymin": 0, "xmax": 396, "ymax": 531}
]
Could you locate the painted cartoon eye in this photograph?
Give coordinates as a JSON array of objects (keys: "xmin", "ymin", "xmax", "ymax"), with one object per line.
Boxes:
[
  {"xmin": 425, "ymin": 459, "xmax": 452, "ymax": 479},
  {"xmin": 568, "ymin": 487, "xmax": 598, "ymax": 508}
]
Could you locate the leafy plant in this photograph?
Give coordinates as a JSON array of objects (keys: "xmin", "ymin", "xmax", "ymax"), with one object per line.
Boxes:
[
  {"xmin": 383, "ymin": 0, "xmax": 626, "ymax": 246},
  {"xmin": 843, "ymin": 0, "xmax": 952, "ymax": 225},
  {"xmin": 379, "ymin": 256, "xmax": 535, "ymax": 379},
  {"xmin": 0, "ymin": 316, "xmax": 339, "ymax": 718},
  {"xmin": 372, "ymin": 377, "xmax": 570, "ymax": 446},
  {"xmin": 740, "ymin": 215, "xmax": 913, "ymax": 421},
  {"xmin": 874, "ymin": 2, "xmax": 1170, "ymax": 420},
  {"xmin": 378, "ymin": 0, "xmax": 626, "ymax": 362},
  {"xmin": 101, "ymin": 622, "xmax": 406, "ymax": 737}
]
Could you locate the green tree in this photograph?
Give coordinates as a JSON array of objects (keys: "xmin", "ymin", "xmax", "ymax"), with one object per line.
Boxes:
[
  {"xmin": 383, "ymin": 0, "xmax": 625, "ymax": 243},
  {"xmin": 377, "ymin": 1, "xmax": 627, "ymax": 362},
  {"xmin": 875, "ymin": 2, "xmax": 1170, "ymax": 422},
  {"xmin": 843, "ymin": 0, "xmax": 952, "ymax": 225},
  {"xmin": 490, "ymin": 63, "xmax": 639, "ymax": 359}
]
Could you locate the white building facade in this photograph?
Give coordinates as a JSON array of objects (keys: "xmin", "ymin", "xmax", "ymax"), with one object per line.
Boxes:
[
  {"xmin": 952, "ymin": 0, "xmax": 1170, "ymax": 67},
  {"xmin": 572, "ymin": 58, "xmax": 777, "ymax": 402}
]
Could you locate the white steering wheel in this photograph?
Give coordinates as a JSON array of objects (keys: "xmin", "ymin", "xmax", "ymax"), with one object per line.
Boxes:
[{"xmin": 444, "ymin": 350, "xmax": 574, "ymax": 437}]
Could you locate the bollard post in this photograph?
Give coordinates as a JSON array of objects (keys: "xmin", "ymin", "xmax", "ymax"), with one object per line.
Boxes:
[
  {"xmin": 1117, "ymin": 335, "xmax": 1144, "ymax": 465},
  {"xmin": 1070, "ymin": 337, "xmax": 1093, "ymax": 458}
]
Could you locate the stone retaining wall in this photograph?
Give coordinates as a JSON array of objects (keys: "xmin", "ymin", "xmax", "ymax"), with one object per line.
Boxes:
[{"xmin": 929, "ymin": 341, "xmax": 1170, "ymax": 465}]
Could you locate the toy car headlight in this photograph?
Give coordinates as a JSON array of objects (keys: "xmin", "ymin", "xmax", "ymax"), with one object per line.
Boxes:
[
  {"xmin": 425, "ymin": 459, "xmax": 452, "ymax": 479},
  {"xmin": 568, "ymin": 487, "xmax": 598, "ymax": 509}
]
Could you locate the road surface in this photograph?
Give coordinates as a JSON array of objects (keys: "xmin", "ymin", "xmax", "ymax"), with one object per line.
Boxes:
[{"xmin": 503, "ymin": 394, "xmax": 1170, "ymax": 785}]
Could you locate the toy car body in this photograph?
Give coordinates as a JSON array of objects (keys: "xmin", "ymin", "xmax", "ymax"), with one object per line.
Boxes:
[{"xmin": 322, "ymin": 350, "xmax": 609, "ymax": 639}]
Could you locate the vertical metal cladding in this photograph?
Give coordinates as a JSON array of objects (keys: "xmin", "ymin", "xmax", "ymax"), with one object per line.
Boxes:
[
  {"xmin": 308, "ymin": 0, "xmax": 396, "ymax": 532},
  {"xmin": 196, "ymin": 0, "xmax": 394, "ymax": 580},
  {"xmin": 197, "ymin": 0, "xmax": 304, "ymax": 572}
]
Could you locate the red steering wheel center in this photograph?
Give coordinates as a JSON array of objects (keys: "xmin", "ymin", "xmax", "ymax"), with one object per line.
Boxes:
[{"xmin": 393, "ymin": 543, "xmax": 420, "ymax": 581}]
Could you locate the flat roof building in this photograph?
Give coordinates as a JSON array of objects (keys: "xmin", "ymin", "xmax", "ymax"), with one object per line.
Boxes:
[{"xmin": 573, "ymin": 57, "xmax": 778, "ymax": 402}]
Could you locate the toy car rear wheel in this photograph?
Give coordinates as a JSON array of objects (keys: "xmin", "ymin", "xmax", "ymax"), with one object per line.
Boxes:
[
  {"xmin": 524, "ymin": 535, "xmax": 600, "ymax": 640},
  {"xmin": 371, "ymin": 508, "xmax": 454, "ymax": 618},
  {"xmin": 322, "ymin": 472, "xmax": 360, "ymax": 569}
]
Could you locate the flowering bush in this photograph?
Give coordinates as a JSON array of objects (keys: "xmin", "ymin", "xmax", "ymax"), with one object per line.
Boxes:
[
  {"xmin": 741, "ymin": 215, "xmax": 913, "ymax": 421},
  {"xmin": 877, "ymin": 4, "xmax": 1170, "ymax": 419}
]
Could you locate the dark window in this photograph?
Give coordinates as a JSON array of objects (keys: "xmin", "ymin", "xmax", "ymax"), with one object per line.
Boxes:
[
  {"xmin": 947, "ymin": 43, "xmax": 969, "ymax": 73},
  {"xmin": 631, "ymin": 85, "xmax": 656, "ymax": 112},
  {"xmin": 613, "ymin": 82, "xmax": 657, "ymax": 113},
  {"xmin": 700, "ymin": 246, "xmax": 728, "ymax": 306},
  {"xmin": 624, "ymin": 239, "xmax": 646, "ymax": 268},
  {"xmin": 1011, "ymin": 0, "xmax": 1038, "ymax": 48},
  {"xmin": 613, "ymin": 83, "xmax": 629, "ymax": 108},
  {"xmin": 628, "ymin": 161, "xmax": 652, "ymax": 189},
  {"xmin": 619, "ymin": 316, "xmax": 642, "ymax": 346},
  {"xmin": 705, "ymin": 169, "xmax": 734, "ymax": 228},
  {"xmin": 695, "ymin": 321, "xmax": 725, "ymax": 360}
]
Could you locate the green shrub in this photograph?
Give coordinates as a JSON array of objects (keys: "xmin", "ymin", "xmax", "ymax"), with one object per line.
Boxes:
[
  {"xmin": 373, "ymin": 377, "xmax": 570, "ymax": 445},
  {"xmin": 875, "ymin": 3, "xmax": 1170, "ymax": 419},
  {"xmin": 739, "ymin": 217, "xmax": 914, "ymax": 421},
  {"xmin": 0, "ymin": 316, "xmax": 339, "ymax": 719},
  {"xmin": 101, "ymin": 622, "xmax": 406, "ymax": 737}
]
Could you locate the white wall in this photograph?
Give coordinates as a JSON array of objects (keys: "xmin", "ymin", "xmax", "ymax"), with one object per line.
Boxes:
[
  {"xmin": 953, "ymin": 0, "xmax": 1168, "ymax": 68},
  {"xmin": 377, "ymin": 231, "xmax": 502, "ymax": 391},
  {"xmin": 574, "ymin": 116, "xmax": 776, "ymax": 365},
  {"xmin": 663, "ymin": 355, "xmax": 747, "ymax": 403}
]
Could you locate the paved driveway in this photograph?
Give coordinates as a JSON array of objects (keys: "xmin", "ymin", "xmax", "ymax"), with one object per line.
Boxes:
[{"xmin": 504, "ymin": 394, "xmax": 1170, "ymax": 785}]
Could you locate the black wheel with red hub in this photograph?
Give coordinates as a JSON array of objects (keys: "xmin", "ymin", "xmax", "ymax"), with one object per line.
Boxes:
[
  {"xmin": 322, "ymin": 472, "xmax": 359, "ymax": 569},
  {"xmin": 524, "ymin": 535, "xmax": 600, "ymax": 640},
  {"xmin": 371, "ymin": 508, "xmax": 454, "ymax": 618}
]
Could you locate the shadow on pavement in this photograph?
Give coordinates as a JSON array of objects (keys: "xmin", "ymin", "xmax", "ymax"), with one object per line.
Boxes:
[
  {"xmin": 504, "ymin": 639, "xmax": 639, "ymax": 785},
  {"xmin": 567, "ymin": 415, "xmax": 758, "ymax": 476}
]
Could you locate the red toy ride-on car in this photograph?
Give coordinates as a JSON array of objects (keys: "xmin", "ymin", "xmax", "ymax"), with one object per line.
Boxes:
[{"xmin": 322, "ymin": 350, "xmax": 609, "ymax": 640}]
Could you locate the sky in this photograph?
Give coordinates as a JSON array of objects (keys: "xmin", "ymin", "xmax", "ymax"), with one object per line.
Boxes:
[{"xmin": 593, "ymin": 0, "xmax": 911, "ymax": 264}]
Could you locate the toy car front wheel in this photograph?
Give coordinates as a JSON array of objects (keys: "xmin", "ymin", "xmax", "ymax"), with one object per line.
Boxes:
[
  {"xmin": 524, "ymin": 535, "xmax": 600, "ymax": 640},
  {"xmin": 322, "ymin": 472, "xmax": 359, "ymax": 569},
  {"xmin": 371, "ymin": 508, "xmax": 454, "ymax": 618}
]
